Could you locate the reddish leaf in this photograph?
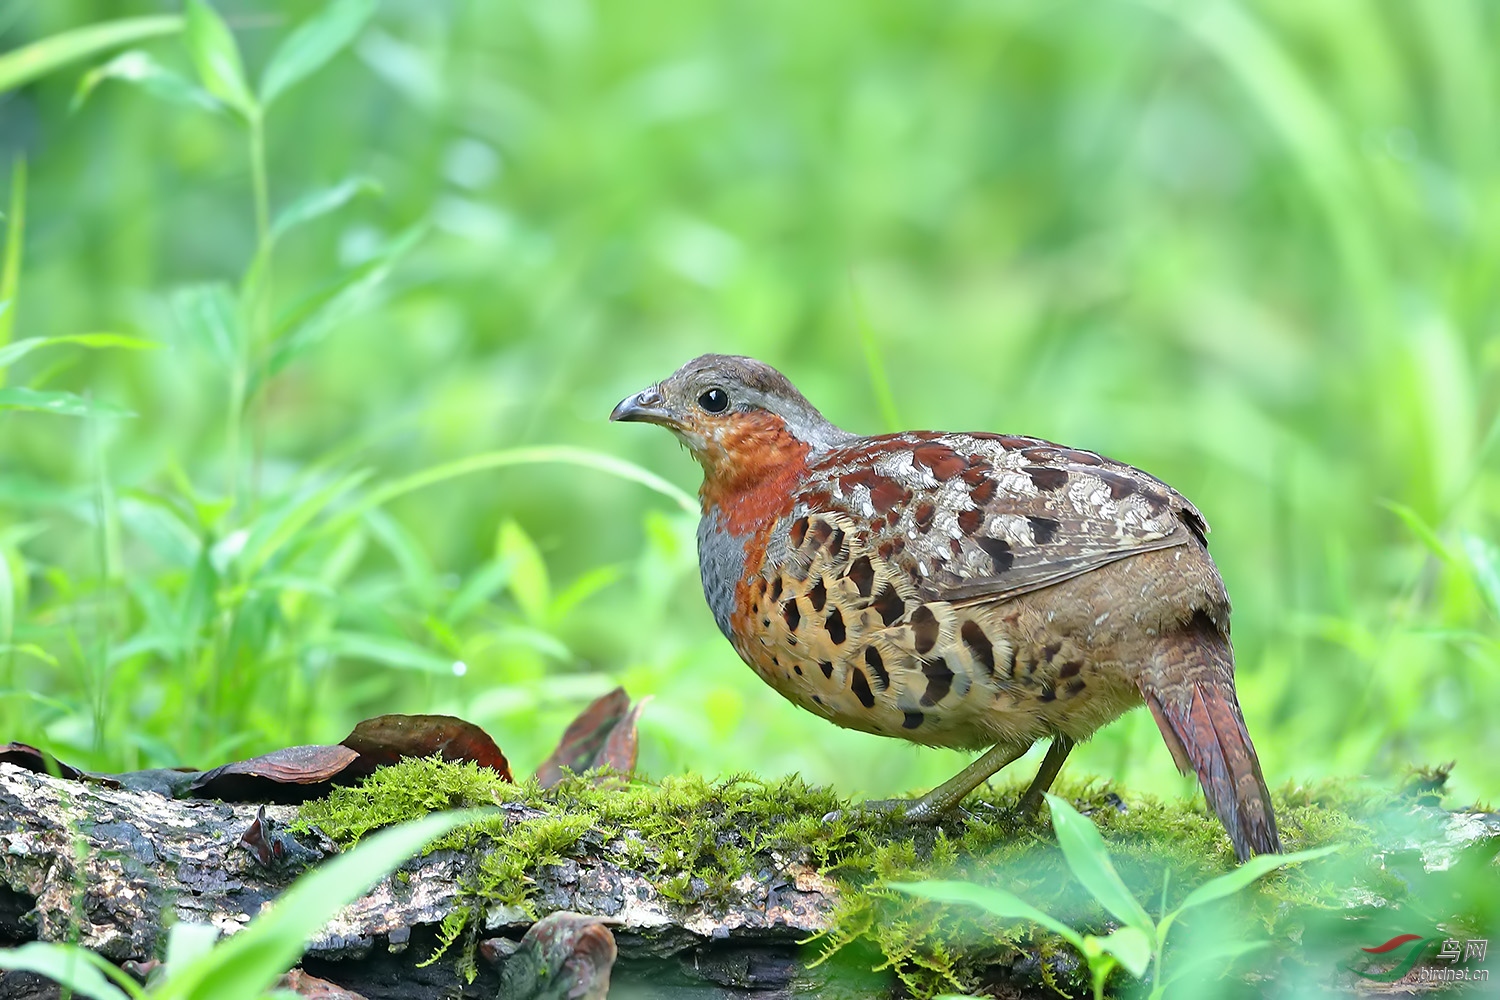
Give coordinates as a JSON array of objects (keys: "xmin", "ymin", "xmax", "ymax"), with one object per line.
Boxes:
[
  {"xmin": 279, "ymin": 969, "xmax": 370, "ymax": 999},
  {"xmin": 240, "ymin": 804, "xmax": 321, "ymax": 869},
  {"xmin": 240, "ymin": 805, "xmax": 276, "ymax": 866},
  {"xmin": 122, "ymin": 959, "xmax": 161, "ymax": 981},
  {"xmin": 535, "ymin": 688, "xmax": 630, "ymax": 787},
  {"xmin": 339, "ymin": 714, "xmax": 512, "ymax": 780},
  {"xmin": 598, "ymin": 697, "xmax": 650, "ymax": 777},
  {"xmin": 188, "ymin": 744, "xmax": 361, "ymax": 803},
  {"xmin": 535, "ymin": 688, "xmax": 648, "ymax": 788}
]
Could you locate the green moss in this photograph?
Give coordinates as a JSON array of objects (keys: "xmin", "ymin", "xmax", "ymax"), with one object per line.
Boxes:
[{"xmin": 295, "ymin": 760, "xmax": 1466, "ymax": 997}]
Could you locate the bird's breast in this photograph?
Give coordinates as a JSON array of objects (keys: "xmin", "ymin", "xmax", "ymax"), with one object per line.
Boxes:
[{"xmin": 697, "ymin": 507, "xmax": 748, "ymax": 642}]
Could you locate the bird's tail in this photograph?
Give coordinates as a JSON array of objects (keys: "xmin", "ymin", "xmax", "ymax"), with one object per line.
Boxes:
[{"xmin": 1140, "ymin": 611, "xmax": 1281, "ymax": 861}]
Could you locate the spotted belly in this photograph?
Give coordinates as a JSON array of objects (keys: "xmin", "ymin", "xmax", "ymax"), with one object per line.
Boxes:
[{"xmin": 726, "ymin": 511, "xmax": 1115, "ymax": 750}]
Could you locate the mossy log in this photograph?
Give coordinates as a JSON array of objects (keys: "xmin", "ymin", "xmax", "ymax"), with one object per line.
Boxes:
[
  {"xmin": 0, "ymin": 761, "xmax": 867, "ymax": 999},
  {"xmin": 1, "ymin": 761, "xmax": 1496, "ymax": 999}
]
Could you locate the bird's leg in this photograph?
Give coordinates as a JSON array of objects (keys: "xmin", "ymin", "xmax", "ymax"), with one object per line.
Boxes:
[
  {"xmin": 1015, "ymin": 735, "xmax": 1075, "ymax": 815},
  {"xmin": 829, "ymin": 742, "xmax": 1029, "ymax": 823}
]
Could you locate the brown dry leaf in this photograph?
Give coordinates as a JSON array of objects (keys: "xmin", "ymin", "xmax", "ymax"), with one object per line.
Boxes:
[
  {"xmin": 535, "ymin": 688, "xmax": 649, "ymax": 788},
  {"xmin": 534, "ymin": 688, "xmax": 629, "ymax": 787},
  {"xmin": 278, "ymin": 969, "xmax": 369, "ymax": 999},
  {"xmin": 13, "ymin": 713, "xmax": 513, "ymax": 805},
  {"xmin": 239, "ymin": 804, "xmax": 322, "ymax": 869},
  {"xmin": 339, "ymin": 713, "xmax": 512, "ymax": 780},
  {"xmin": 187, "ymin": 744, "xmax": 361, "ymax": 803},
  {"xmin": 598, "ymin": 697, "xmax": 651, "ymax": 777}
]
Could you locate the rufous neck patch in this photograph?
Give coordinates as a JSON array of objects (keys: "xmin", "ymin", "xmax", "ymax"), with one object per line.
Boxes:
[{"xmin": 698, "ymin": 410, "xmax": 811, "ymax": 535}]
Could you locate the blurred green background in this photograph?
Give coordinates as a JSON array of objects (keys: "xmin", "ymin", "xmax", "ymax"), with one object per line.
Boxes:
[{"xmin": 1, "ymin": 0, "xmax": 1497, "ymax": 810}]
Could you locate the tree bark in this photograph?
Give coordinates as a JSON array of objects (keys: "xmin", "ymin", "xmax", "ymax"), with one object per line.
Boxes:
[{"xmin": 0, "ymin": 763, "xmax": 894, "ymax": 999}]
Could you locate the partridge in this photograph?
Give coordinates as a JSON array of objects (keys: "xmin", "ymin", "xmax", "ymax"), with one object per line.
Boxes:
[{"xmin": 611, "ymin": 355, "xmax": 1281, "ymax": 860}]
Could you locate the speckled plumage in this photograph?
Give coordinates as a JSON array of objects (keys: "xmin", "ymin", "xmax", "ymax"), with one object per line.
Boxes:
[{"xmin": 612, "ymin": 354, "xmax": 1280, "ymax": 860}]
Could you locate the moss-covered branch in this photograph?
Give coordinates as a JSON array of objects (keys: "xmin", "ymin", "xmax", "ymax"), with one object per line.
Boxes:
[{"xmin": 2, "ymin": 760, "xmax": 1494, "ymax": 999}]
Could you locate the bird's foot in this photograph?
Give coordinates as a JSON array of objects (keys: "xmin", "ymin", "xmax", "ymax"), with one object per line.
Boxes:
[
  {"xmin": 822, "ymin": 797, "xmax": 969, "ymax": 825},
  {"xmin": 1013, "ymin": 785, "xmax": 1049, "ymax": 817}
]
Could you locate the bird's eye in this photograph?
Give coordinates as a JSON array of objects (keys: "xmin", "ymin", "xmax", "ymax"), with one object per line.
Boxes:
[{"xmin": 698, "ymin": 388, "xmax": 729, "ymax": 413}]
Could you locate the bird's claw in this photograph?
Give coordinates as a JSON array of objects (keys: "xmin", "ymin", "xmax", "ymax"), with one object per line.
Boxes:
[{"xmin": 822, "ymin": 798, "xmax": 970, "ymax": 825}]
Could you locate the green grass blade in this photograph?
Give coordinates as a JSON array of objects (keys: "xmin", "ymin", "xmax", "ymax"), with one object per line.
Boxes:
[
  {"xmin": 444, "ymin": 556, "xmax": 516, "ymax": 623},
  {"xmin": 1157, "ymin": 938, "xmax": 1269, "ymax": 995},
  {"xmin": 0, "ymin": 15, "xmax": 183, "ymax": 94},
  {"xmin": 1139, "ymin": 0, "xmax": 1384, "ymax": 319},
  {"xmin": 1173, "ymin": 845, "xmax": 1340, "ymax": 913},
  {"xmin": 849, "ymin": 278, "xmax": 902, "ymax": 432},
  {"xmin": 1460, "ymin": 534, "xmax": 1500, "ymax": 618},
  {"xmin": 269, "ymin": 176, "xmax": 379, "ymax": 245},
  {"xmin": 888, "ymin": 879, "xmax": 1085, "ymax": 950},
  {"xmin": 0, "ymin": 543, "xmax": 13, "ymax": 660},
  {"xmin": 548, "ymin": 564, "xmax": 624, "ymax": 621},
  {"xmin": 1044, "ymin": 794, "xmax": 1155, "ymax": 937},
  {"xmin": 258, "ymin": 224, "xmax": 424, "ymax": 385},
  {"xmin": 0, "ymin": 387, "xmax": 134, "ymax": 418},
  {"xmin": 0, "ymin": 941, "xmax": 140, "ymax": 1000},
  {"xmin": 0, "ymin": 648, "xmax": 63, "ymax": 671},
  {"xmin": 172, "ymin": 282, "xmax": 243, "ymax": 367},
  {"xmin": 72, "ymin": 49, "xmax": 221, "ymax": 114},
  {"xmin": 236, "ymin": 469, "xmax": 373, "ymax": 578},
  {"xmin": 1094, "ymin": 925, "xmax": 1151, "ymax": 978},
  {"xmin": 497, "ymin": 519, "xmax": 550, "ymax": 626},
  {"xmin": 164, "ymin": 921, "xmax": 221, "ymax": 970},
  {"xmin": 319, "ymin": 446, "xmax": 697, "ymax": 543},
  {"xmin": 0, "ymin": 159, "xmax": 24, "ymax": 376},
  {"xmin": 1379, "ymin": 500, "xmax": 1454, "ymax": 564},
  {"xmin": 0, "ymin": 333, "xmax": 159, "ymax": 369},
  {"xmin": 321, "ymin": 630, "xmax": 456, "ymax": 674},
  {"xmin": 258, "ymin": 0, "xmax": 378, "ymax": 108}
]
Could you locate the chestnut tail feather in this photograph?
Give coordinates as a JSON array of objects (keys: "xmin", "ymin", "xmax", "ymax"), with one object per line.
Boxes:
[{"xmin": 1141, "ymin": 617, "xmax": 1281, "ymax": 862}]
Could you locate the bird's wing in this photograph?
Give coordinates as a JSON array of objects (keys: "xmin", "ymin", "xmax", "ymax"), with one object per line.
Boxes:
[{"xmin": 792, "ymin": 431, "xmax": 1208, "ymax": 606}]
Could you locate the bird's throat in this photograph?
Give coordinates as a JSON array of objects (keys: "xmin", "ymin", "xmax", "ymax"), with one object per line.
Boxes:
[{"xmin": 698, "ymin": 411, "xmax": 811, "ymax": 536}]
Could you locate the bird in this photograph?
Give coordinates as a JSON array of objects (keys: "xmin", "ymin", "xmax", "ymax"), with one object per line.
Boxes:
[{"xmin": 611, "ymin": 354, "xmax": 1281, "ymax": 860}]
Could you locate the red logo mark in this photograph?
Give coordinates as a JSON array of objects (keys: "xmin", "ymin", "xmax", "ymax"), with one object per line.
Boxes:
[{"xmin": 1363, "ymin": 934, "xmax": 1425, "ymax": 955}]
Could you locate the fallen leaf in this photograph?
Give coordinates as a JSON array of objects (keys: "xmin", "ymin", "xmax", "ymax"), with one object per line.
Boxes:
[
  {"xmin": 188, "ymin": 744, "xmax": 361, "ymax": 803},
  {"xmin": 240, "ymin": 804, "xmax": 322, "ymax": 869},
  {"xmin": 279, "ymin": 969, "xmax": 370, "ymax": 999},
  {"xmin": 536, "ymin": 688, "xmax": 638, "ymax": 788},
  {"xmin": 339, "ymin": 714, "xmax": 512, "ymax": 780},
  {"xmin": 598, "ymin": 697, "xmax": 651, "ymax": 777}
]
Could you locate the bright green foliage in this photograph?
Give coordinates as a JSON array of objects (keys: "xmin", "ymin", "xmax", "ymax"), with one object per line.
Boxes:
[
  {"xmin": 182, "ymin": 1, "xmax": 253, "ymax": 120},
  {"xmin": 0, "ymin": 15, "xmax": 182, "ymax": 94},
  {"xmin": 257, "ymin": 0, "xmax": 376, "ymax": 109},
  {"xmin": 0, "ymin": 0, "xmax": 1497, "ymax": 877},
  {"xmin": 893, "ymin": 795, "xmax": 1337, "ymax": 999},
  {"xmin": 296, "ymin": 757, "xmax": 863, "ymax": 917},
  {"xmin": 0, "ymin": 808, "xmax": 484, "ymax": 1000}
]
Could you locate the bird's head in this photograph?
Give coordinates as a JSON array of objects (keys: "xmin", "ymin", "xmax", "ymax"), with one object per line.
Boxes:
[{"xmin": 611, "ymin": 354, "xmax": 852, "ymax": 504}]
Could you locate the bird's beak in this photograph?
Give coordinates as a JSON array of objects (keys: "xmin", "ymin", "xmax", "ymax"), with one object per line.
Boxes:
[{"xmin": 609, "ymin": 385, "xmax": 676, "ymax": 427}]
